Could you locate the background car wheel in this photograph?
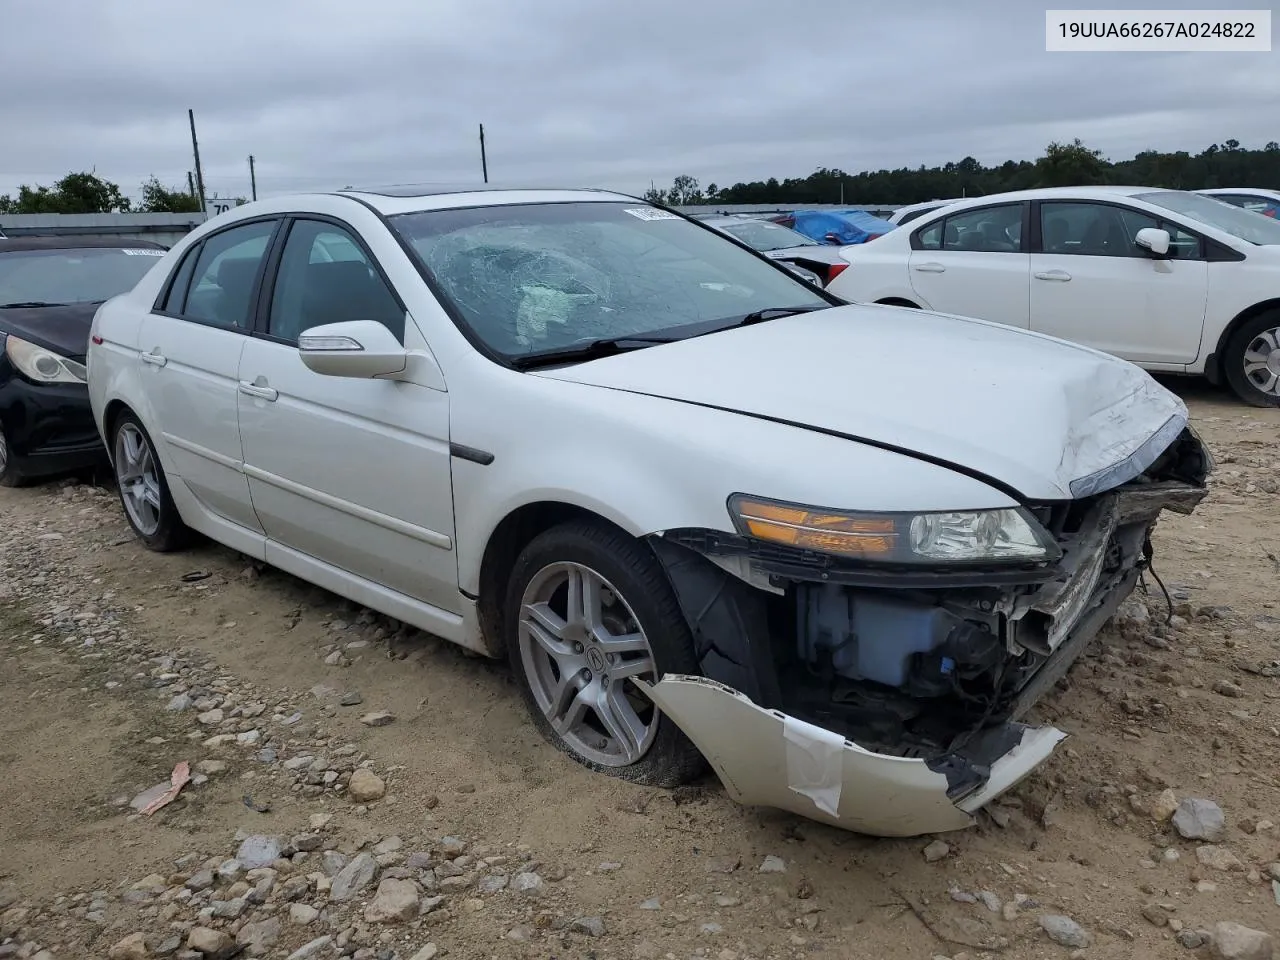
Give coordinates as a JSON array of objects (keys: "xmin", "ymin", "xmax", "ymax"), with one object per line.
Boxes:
[
  {"xmin": 111, "ymin": 412, "xmax": 191, "ymax": 551},
  {"xmin": 0, "ymin": 426, "xmax": 29, "ymax": 487},
  {"xmin": 1223, "ymin": 309, "xmax": 1280, "ymax": 407},
  {"xmin": 505, "ymin": 519, "xmax": 706, "ymax": 787}
]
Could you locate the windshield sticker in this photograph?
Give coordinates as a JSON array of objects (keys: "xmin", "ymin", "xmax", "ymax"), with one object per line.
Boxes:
[
  {"xmin": 623, "ymin": 208, "xmax": 680, "ymax": 221},
  {"xmin": 120, "ymin": 248, "xmax": 165, "ymax": 256}
]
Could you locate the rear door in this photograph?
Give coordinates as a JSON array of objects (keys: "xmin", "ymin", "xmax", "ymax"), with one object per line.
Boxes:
[
  {"xmin": 138, "ymin": 218, "xmax": 280, "ymax": 534},
  {"xmin": 1029, "ymin": 200, "xmax": 1207, "ymax": 364},
  {"xmin": 907, "ymin": 202, "xmax": 1031, "ymax": 328}
]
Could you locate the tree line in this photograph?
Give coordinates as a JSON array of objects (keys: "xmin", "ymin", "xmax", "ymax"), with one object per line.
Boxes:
[
  {"xmin": 5, "ymin": 138, "xmax": 1277, "ymax": 215},
  {"xmin": 0, "ymin": 172, "xmax": 202, "ymax": 214},
  {"xmin": 644, "ymin": 138, "xmax": 1280, "ymax": 206}
]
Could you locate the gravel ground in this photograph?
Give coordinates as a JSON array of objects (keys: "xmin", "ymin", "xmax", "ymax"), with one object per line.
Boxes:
[{"xmin": 1, "ymin": 379, "xmax": 1279, "ymax": 960}]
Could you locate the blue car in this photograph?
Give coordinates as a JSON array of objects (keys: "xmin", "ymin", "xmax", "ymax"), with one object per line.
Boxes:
[{"xmin": 772, "ymin": 209, "xmax": 896, "ymax": 245}]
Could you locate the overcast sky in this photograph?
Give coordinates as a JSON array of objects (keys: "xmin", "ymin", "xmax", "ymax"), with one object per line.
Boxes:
[{"xmin": 2, "ymin": 0, "xmax": 1276, "ymax": 203}]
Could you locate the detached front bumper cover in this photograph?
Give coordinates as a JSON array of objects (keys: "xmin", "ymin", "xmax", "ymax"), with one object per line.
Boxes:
[{"xmin": 642, "ymin": 676, "xmax": 1066, "ymax": 838}]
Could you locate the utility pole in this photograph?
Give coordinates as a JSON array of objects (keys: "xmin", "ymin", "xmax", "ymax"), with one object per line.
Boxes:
[
  {"xmin": 479, "ymin": 123, "xmax": 488, "ymax": 183},
  {"xmin": 187, "ymin": 171, "xmax": 197, "ymax": 200},
  {"xmin": 248, "ymin": 155, "xmax": 257, "ymax": 201},
  {"xmin": 188, "ymin": 109, "xmax": 207, "ymax": 214}
]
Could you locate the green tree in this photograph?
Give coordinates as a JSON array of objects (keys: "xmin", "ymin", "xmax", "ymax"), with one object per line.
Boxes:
[
  {"xmin": 0, "ymin": 171, "xmax": 131, "ymax": 213},
  {"xmin": 139, "ymin": 176, "xmax": 202, "ymax": 213},
  {"xmin": 700, "ymin": 138, "xmax": 1280, "ymax": 206},
  {"xmin": 644, "ymin": 174, "xmax": 706, "ymax": 206},
  {"xmin": 1035, "ymin": 139, "xmax": 1108, "ymax": 187}
]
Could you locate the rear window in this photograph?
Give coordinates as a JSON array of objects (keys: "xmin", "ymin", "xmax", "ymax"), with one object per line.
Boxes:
[
  {"xmin": 720, "ymin": 220, "xmax": 817, "ymax": 251},
  {"xmin": 0, "ymin": 247, "xmax": 164, "ymax": 306}
]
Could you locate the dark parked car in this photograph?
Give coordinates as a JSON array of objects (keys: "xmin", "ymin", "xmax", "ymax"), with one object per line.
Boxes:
[{"xmin": 0, "ymin": 236, "xmax": 166, "ymax": 485}]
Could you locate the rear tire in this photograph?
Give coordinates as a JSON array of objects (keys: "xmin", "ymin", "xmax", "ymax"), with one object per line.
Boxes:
[
  {"xmin": 110, "ymin": 411, "xmax": 191, "ymax": 552},
  {"xmin": 1223, "ymin": 309, "xmax": 1280, "ymax": 407},
  {"xmin": 504, "ymin": 519, "xmax": 705, "ymax": 787}
]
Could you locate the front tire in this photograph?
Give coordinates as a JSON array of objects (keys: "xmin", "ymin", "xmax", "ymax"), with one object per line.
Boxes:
[
  {"xmin": 504, "ymin": 519, "xmax": 705, "ymax": 787},
  {"xmin": 1223, "ymin": 309, "xmax": 1280, "ymax": 407},
  {"xmin": 0, "ymin": 426, "xmax": 29, "ymax": 488},
  {"xmin": 111, "ymin": 412, "xmax": 191, "ymax": 551}
]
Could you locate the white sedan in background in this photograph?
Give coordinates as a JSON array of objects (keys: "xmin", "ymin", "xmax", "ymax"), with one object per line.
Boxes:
[
  {"xmin": 86, "ymin": 186, "xmax": 1209, "ymax": 836},
  {"xmin": 1197, "ymin": 187, "xmax": 1280, "ymax": 219},
  {"xmin": 828, "ymin": 186, "xmax": 1280, "ymax": 406},
  {"xmin": 886, "ymin": 199, "xmax": 959, "ymax": 225}
]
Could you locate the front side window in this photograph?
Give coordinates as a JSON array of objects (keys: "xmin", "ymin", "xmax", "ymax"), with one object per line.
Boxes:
[
  {"xmin": 183, "ymin": 220, "xmax": 277, "ymax": 328},
  {"xmin": 1138, "ymin": 190, "xmax": 1280, "ymax": 246},
  {"xmin": 0, "ymin": 246, "xmax": 164, "ymax": 307},
  {"xmin": 389, "ymin": 202, "xmax": 828, "ymax": 360},
  {"xmin": 267, "ymin": 220, "xmax": 404, "ymax": 344},
  {"xmin": 1041, "ymin": 202, "xmax": 1201, "ymax": 259}
]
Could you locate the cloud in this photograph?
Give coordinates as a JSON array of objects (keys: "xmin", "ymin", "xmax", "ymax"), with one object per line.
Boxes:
[{"xmin": 2, "ymin": 0, "xmax": 1275, "ymax": 201}]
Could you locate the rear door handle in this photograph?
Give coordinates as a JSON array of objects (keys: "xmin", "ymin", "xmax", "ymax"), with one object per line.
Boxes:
[
  {"xmin": 238, "ymin": 380, "xmax": 278, "ymax": 402},
  {"xmin": 1034, "ymin": 270, "xmax": 1072, "ymax": 282},
  {"xmin": 913, "ymin": 262, "xmax": 946, "ymax": 273},
  {"xmin": 140, "ymin": 350, "xmax": 167, "ymax": 367}
]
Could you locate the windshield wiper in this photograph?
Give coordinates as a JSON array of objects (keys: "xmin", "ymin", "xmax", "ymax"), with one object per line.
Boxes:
[
  {"xmin": 511, "ymin": 335, "xmax": 679, "ymax": 371},
  {"xmin": 0, "ymin": 301, "xmax": 67, "ymax": 309},
  {"xmin": 730, "ymin": 304, "xmax": 826, "ymax": 328}
]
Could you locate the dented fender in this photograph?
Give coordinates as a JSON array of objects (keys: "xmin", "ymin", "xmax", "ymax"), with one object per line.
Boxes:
[{"xmin": 643, "ymin": 675, "xmax": 1066, "ymax": 838}]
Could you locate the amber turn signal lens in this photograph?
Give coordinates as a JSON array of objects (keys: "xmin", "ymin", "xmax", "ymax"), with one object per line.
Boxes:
[{"xmin": 735, "ymin": 498, "xmax": 898, "ymax": 557}]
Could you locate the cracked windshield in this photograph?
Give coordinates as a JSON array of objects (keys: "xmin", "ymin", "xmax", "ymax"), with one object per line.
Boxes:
[{"xmin": 390, "ymin": 201, "xmax": 827, "ymax": 359}]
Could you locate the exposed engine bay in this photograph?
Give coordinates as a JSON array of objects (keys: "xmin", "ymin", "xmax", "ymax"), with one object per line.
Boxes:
[{"xmin": 649, "ymin": 426, "xmax": 1211, "ymax": 798}]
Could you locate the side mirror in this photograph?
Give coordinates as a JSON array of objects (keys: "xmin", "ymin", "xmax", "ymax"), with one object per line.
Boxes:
[
  {"xmin": 1134, "ymin": 227, "xmax": 1171, "ymax": 258},
  {"xmin": 298, "ymin": 320, "xmax": 407, "ymax": 379},
  {"xmin": 823, "ymin": 232, "xmax": 842, "ymax": 245}
]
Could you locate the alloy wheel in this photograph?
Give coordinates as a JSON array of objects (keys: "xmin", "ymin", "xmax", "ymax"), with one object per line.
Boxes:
[
  {"xmin": 1242, "ymin": 325, "xmax": 1280, "ymax": 398},
  {"xmin": 114, "ymin": 423, "xmax": 162, "ymax": 536},
  {"xmin": 517, "ymin": 561, "xmax": 659, "ymax": 767},
  {"xmin": 0, "ymin": 428, "xmax": 8, "ymax": 475}
]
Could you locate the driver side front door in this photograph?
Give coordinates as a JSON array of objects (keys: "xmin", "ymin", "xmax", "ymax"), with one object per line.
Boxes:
[
  {"xmin": 235, "ymin": 216, "xmax": 461, "ymax": 620},
  {"xmin": 1029, "ymin": 201, "xmax": 1207, "ymax": 365}
]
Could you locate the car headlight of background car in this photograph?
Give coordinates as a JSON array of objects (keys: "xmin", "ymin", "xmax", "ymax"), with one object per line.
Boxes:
[
  {"xmin": 729, "ymin": 494, "xmax": 1059, "ymax": 564},
  {"xmin": 3, "ymin": 334, "xmax": 88, "ymax": 384}
]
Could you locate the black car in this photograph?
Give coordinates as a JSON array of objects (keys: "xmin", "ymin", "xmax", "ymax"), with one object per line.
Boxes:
[{"xmin": 0, "ymin": 237, "xmax": 167, "ymax": 485}]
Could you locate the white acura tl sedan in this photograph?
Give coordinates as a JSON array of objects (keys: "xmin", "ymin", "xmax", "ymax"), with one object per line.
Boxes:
[
  {"xmin": 86, "ymin": 186, "xmax": 1211, "ymax": 836},
  {"xmin": 827, "ymin": 186, "xmax": 1280, "ymax": 406}
]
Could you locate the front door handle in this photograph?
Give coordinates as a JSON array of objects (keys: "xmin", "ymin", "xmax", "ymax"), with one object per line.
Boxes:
[
  {"xmin": 913, "ymin": 262, "xmax": 946, "ymax": 273},
  {"xmin": 140, "ymin": 350, "xmax": 167, "ymax": 367},
  {"xmin": 238, "ymin": 380, "xmax": 278, "ymax": 402},
  {"xmin": 1034, "ymin": 270, "xmax": 1072, "ymax": 282}
]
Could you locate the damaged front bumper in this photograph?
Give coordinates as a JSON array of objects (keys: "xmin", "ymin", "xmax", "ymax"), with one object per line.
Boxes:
[
  {"xmin": 645, "ymin": 675, "xmax": 1066, "ymax": 837},
  {"xmin": 645, "ymin": 427, "xmax": 1211, "ymax": 837}
]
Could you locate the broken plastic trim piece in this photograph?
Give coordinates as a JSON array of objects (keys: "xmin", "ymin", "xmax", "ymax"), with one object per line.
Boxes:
[{"xmin": 642, "ymin": 675, "xmax": 1066, "ymax": 837}]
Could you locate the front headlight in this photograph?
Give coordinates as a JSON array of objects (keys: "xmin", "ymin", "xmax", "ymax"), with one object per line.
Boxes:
[
  {"xmin": 4, "ymin": 334, "xmax": 87, "ymax": 384},
  {"xmin": 728, "ymin": 494, "xmax": 1058, "ymax": 565}
]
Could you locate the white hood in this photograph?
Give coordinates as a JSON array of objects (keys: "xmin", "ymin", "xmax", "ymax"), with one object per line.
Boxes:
[{"xmin": 538, "ymin": 304, "xmax": 1187, "ymax": 501}]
